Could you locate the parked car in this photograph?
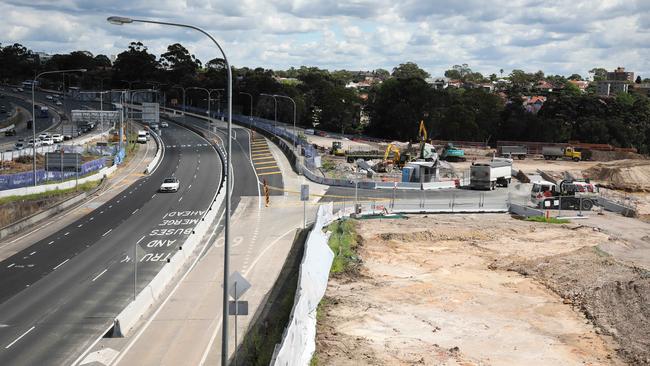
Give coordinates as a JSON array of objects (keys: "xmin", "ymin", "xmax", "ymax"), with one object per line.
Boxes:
[{"xmin": 159, "ymin": 177, "xmax": 180, "ymax": 192}]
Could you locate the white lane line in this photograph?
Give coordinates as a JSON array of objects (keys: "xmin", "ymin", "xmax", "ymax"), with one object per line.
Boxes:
[
  {"xmin": 193, "ymin": 174, "xmax": 196, "ymax": 179},
  {"xmin": 178, "ymin": 197, "xmax": 183, "ymax": 202},
  {"xmin": 89, "ymin": 217, "xmax": 94, "ymax": 221},
  {"xmin": 116, "ymin": 200, "xmax": 120, "ymax": 204},
  {"xmin": 136, "ymin": 235, "xmax": 146, "ymax": 245},
  {"xmin": 53, "ymin": 259, "xmax": 69, "ymax": 270},
  {"xmin": 5, "ymin": 326, "xmax": 35, "ymax": 349},
  {"xmin": 48, "ymin": 240, "xmax": 54, "ymax": 245},
  {"xmin": 108, "ymin": 205, "xmax": 112, "ymax": 208},
  {"xmin": 100, "ymin": 211, "xmax": 104, "ymax": 214},
  {"xmin": 64, "ymin": 232, "xmax": 70, "ymax": 236},
  {"xmin": 188, "ymin": 184, "xmax": 192, "ymax": 189},
  {"xmin": 92, "ymin": 269, "xmax": 108, "ymax": 282},
  {"xmin": 132, "ymin": 209, "xmax": 139, "ymax": 215},
  {"xmin": 102, "ymin": 229, "xmax": 112, "ymax": 237},
  {"xmin": 7, "ymin": 263, "xmax": 15, "ymax": 268},
  {"xmin": 29, "ymin": 251, "xmax": 36, "ymax": 256},
  {"xmin": 78, "ymin": 224, "xmax": 83, "ymax": 228},
  {"xmin": 151, "ymin": 194, "xmax": 156, "ymax": 199}
]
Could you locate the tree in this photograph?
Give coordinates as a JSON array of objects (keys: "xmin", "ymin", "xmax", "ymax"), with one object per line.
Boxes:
[
  {"xmin": 636, "ymin": 76, "xmax": 642, "ymax": 84},
  {"xmin": 391, "ymin": 62, "xmax": 430, "ymax": 80},
  {"xmin": 94, "ymin": 55, "xmax": 111, "ymax": 68},
  {"xmin": 568, "ymin": 73, "xmax": 583, "ymax": 81},
  {"xmin": 112, "ymin": 41, "xmax": 159, "ymax": 86},
  {"xmin": 499, "ymin": 68, "xmax": 504, "ymax": 78},
  {"xmin": 373, "ymin": 68, "xmax": 390, "ymax": 80},
  {"xmin": 589, "ymin": 68, "xmax": 607, "ymax": 81},
  {"xmin": 444, "ymin": 69, "xmax": 461, "ymax": 80},
  {"xmin": 160, "ymin": 43, "xmax": 202, "ymax": 84},
  {"xmin": 0, "ymin": 43, "xmax": 36, "ymax": 82}
]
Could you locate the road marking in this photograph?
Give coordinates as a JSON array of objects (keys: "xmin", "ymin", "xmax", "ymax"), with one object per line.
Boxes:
[
  {"xmin": 108, "ymin": 205, "xmax": 112, "ymax": 208},
  {"xmin": 29, "ymin": 251, "xmax": 36, "ymax": 256},
  {"xmin": 178, "ymin": 197, "xmax": 183, "ymax": 202},
  {"xmin": 152, "ymin": 194, "xmax": 157, "ymax": 198},
  {"xmin": 100, "ymin": 211, "xmax": 104, "ymax": 214},
  {"xmin": 78, "ymin": 224, "xmax": 83, "ymax": 228},
  {"xmin": 102, "ymin": 229, "xmax": 112, "ymax": 237},
  {"xmin": 257, "ymin": 171, "xmax": 282, "ymax": 176},
  {"xmin": 48, "ymin": 240, "xmax": 54, "ymax": 245},
  {"xmin": 5, "ymin": 326, "xmax": 35, "ymax": 349},
  {"xmin": 64, "ymin": 232, "xmax": 70, "ymax": 236},
  {"xmin": 256, "ymin": 165, "xmax": 279, "ymax": 170},
  {"xmin": 252, "ymin": 156, "xmax": 275, "ymax": 161},
  {"xmin": 193, "ymin": 174, "xmax": 197, "ymax": 179},
  {"xmin": 92, "ymin": 269, "xmax": 108, "ymax": 282},
  {"xmin": 53, "ymin": 259, "xmax": 69, "ymax": 270},
  {"xmin": 116, "ymin": 200, "xmax": 120, "ymax": 203},
  {"xmin": 136, "ymin": 236, "xmax": 146, "ymax": 245},
  {"xmin": 188, "ymin": 184, "xmax": 192, "ymax": 189},
  {"xmin": 132, "ymin": 209, "xmax": 139, "ymax": 215},
  {"xmin": 7, "ymin": 263, "xmax": 15, "ymax": 268}
]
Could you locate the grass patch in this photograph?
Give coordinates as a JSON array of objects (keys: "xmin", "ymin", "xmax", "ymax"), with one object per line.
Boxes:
[
  {"xmin": 327, "ymin": 219, "xmax": 359, "ymax": 274},
  {"xmin": 0, "ymin": 180, "xmax": 100, "ymax": 205},
  {"xmin": 320, "ymin": 159, "xmax": 336, "ymax": 172},
  {"xmin": 525, "ymin": 216, "xmax": 570, "ymax": 224}
]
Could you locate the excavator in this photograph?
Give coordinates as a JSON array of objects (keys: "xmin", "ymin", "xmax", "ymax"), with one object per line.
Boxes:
[{"xmin": 374, "ymin": 144, "xmax": 402, "ymax": 172}]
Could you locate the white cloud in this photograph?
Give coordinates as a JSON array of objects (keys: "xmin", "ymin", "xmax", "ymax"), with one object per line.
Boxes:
[{"xmin": 0, "ymin": 0, "xmax": 648, "ymax": 77}]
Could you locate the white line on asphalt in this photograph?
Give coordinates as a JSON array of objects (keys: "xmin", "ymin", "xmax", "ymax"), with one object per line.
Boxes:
[
  {"xmin": 78, "ymin": 224, "xmax": 83, "ymax": 228},
  {"xmin": 100, "ymin": 211, "xmax": 104, "ymax": 214},
  {"xmin": 48, "ymin": 241, "xmax": 54, "ymax": 245},
  {"xmin": 193, "ymin": 174, "xmax": 196, "ymax": 179},
  {"xmin": 92, "ymin": 269, "xmax": 108, "ymax": 282},
  {"xmin": 29, "ymin": 251, "xmax": 36, "ymax": 256},
  {"xmin": 151, "ymin": 194, "xmax": 156, "ymax": 199},
  {"xmin": 5, "ymin": 326, "xmax": 35, "ymax": 349},
  {"xmin": 178, "ymin": 197, "xmax": 183, "ymax": 202},
  {"xmin": 116, "ymin": 200, "xmax": 120, "ymax": 203},
  {"xmin": 188, "ymin": 184, "xmax": 192, "ymax": 189},
  {"xmin": 64, "ymin": 232, "xmax": 70, "ymax": 236},
  {"xmin": 89, "ymin": 217, "xmax": 94, "ymax": 221},
  {"xmin": 136, "ymin": 235, "xmax": 146, "ymax": 245},
  {"xmin": 53, "ymin": 259, "xmax": 69, "ymax": 270},
  {"xmin": 132, "ymin": 209, "xmax": 139, "ymax": 215},
  {"xmin": 7, "ymin": 263, "xmax": 15, "ymax": 268},
  {"xmin": 102, "ymin": 229, "xmax": 112, "ymax": 237}
]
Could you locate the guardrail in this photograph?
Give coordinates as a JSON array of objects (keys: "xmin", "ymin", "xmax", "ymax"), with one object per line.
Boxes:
[{"xmin": 144, "ymin": 129, "xmax": 163, "ymax": 174}]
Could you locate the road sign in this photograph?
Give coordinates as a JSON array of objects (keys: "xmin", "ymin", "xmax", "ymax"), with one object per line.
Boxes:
[
  {"xmin": 228, "ymin": 300, "xmax": 249, "ymax": 315},
  {"xmin": 228, "ymin": 271, "xmax": 251, "ymax": 300},
  {"xmin": 300, "ymin": 184, "xmax": 309, "ymax": 201}
]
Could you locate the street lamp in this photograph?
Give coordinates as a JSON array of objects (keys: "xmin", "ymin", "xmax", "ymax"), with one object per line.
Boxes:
[
  {"xmin": 108, "ymin": 16, "xmax": 234, "ymax": 364},
  {"xmin": 239, "ymin": 92, "xmax": 253, "ymax": 124},
  {"xmin": 171, "ymin": 85, "xmax": 187, "ymax": 121},
  {"xmin": 79, "ymin": 90, "xmax": 112, "ymax": 142},
  {"xmin": 260, "ymin": 93, "xmax": 278, "ymax": 129},
  {"xmin": 32, "ymin": 68, "xmax": 86, "ymax": 186},
  {"xmin": 188, "ymin": 87, "xmax": 211, "ymax": 128},
  {"xmin": 210, "ymin": 88, "xmax": 224, "ymax": 118},
  {"xmin": 272, "ymin": 94, "xmax": 297, "ymax": 147}
]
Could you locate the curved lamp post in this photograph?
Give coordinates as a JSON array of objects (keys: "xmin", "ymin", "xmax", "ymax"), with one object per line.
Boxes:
[
  {"xmin": 32, "ymin": 69, "xmax": 86, "ymax": 186},
  {"xmin": 260, "ymin": 93, "xmax": 278, "ymax": 129},
  {"xmin": 188, "ymin": 86, "xmax": 211, "ymax": 127},
  {"xmin": 273, "ymin": 94, "xmax": 297, "ymax": 147},
  {"xmin": 239, "ymin": 92, "xmax": 253, "ymax": 123},
  {"xmin": 108, "ymin": 16, "xmax": 233, "ymax": 364}
]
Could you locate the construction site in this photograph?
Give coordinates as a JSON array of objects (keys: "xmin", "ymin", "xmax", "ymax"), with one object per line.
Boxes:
[{"xmin": 303, "ymin": 126, "xmax": 650, "ymax": 366}]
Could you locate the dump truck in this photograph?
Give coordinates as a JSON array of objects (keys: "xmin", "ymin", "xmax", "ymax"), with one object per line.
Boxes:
[
  {"xmin": 542, "ymin": 146, "xmax": 581, "ymax": 161},
  {"xmin": 498, "ymin": 145, "xmax": 527, "ymax": 160},
  {"xmin": 330, "ymin": 141, "xmax": 345, "ymax": 156},
  {"xmin": 530, "ymin": 179, "xmax": 598, "ymax": 210},
  {"xmin": 470, "ymin": 160, "xmax": 512, "ymax": 190}
]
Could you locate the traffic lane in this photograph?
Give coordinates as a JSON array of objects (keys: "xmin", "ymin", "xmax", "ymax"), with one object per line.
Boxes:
[
  {"xmin": 0, "ymin": 125, "xmax": 221, "ymax": 364},
  {"xmin": 0, "ymin": 124, "xmax": 187, "ymax": 303}
]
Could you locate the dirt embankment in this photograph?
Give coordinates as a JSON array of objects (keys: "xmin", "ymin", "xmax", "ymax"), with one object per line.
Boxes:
[
  {"xmin": 584, "ymin": 159, "xmax": 650, "ymax": 192},
  {"xmin": 315, "ymin": 215, "xmax": 649, "ymax": 365}
]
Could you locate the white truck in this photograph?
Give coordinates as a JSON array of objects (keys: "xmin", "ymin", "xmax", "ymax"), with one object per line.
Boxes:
[
  {"xmin": 470, "ymin": 160, "xmax": 512, "ymax": 190},
  {"xmin": 137, "ymin": 130, "xmax": 148, "ymax": 144}
]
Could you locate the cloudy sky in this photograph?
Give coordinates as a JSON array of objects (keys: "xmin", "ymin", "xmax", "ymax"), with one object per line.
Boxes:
[{"xmin": 2, "ymin": 0, "xmax": 649, "ymax": 78}]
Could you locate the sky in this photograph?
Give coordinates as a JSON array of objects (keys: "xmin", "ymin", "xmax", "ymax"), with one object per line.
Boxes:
[{"xmin": 1, "ymin": 0, "xmax": 649, "ymax": 78}]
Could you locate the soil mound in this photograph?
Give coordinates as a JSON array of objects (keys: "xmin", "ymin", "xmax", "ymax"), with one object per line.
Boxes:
[{"xmin": 584, "ymin": 159, "xmax": 650, "ymax": 191}]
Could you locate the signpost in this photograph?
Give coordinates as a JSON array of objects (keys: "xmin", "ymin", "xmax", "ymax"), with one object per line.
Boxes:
[
  {"xmin": 301, "ymin": 184, "xmax": 309, "ymax": 228},
  {"xmin": 228, "ymin": 271, "xmax": 251, "ymax": 366}
]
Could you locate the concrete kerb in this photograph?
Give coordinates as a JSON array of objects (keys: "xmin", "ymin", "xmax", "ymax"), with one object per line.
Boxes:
[
  {"xmin": 508, "ymin": 202, "xmax": 544, "ymax": 217},
  {"xmin": 144, "ymin": 129, "xmax": 163, "ymax": 174},
  {"xmin": 112, "ymin": 129, "xmax": 226, "ymax": 338}
]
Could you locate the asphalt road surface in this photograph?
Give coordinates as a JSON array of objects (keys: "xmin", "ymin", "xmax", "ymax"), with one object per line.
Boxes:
[{"xmin": 0, "ymin": 123, "xmax": 222, "ymax": 365}]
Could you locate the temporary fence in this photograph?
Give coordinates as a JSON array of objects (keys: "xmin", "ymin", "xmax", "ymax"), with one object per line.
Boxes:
[
  {"xmin": 0, "ymin": 157, "xmax": 106, "ymax": 190},
  {"xmin": 271, "ymin": 203, "xmax": 336, "ymax": 366}
]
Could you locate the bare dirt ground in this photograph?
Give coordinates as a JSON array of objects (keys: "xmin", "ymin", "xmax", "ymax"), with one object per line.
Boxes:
[{"xmin": 315, "ymin": 214, "xmax": 649, "ymax": 365}]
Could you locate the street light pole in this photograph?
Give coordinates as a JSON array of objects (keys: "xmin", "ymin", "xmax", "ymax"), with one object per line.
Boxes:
[
  {"xmin": 273, "ymin": 95, "xmax": 297, "ymax": 147},
  {"xmin": 210, "ymin": 88, "xmax": 224, "ymax": 119},
  {"xmin": 171, "ymin": 85, "xmax": 187, "ymax": 122},
  {"xmin": 260, "ymin": 93, "xmax": 278, "ymax": 129},
  {"xmin": 188, "ymin": 87, "xmax": 211, "ymax": 128},
  {"xmin": 108, "ymin": 16, "xmax": 234, "ymax": 364},
  {"xmin": 31, "ymin": 69, "xmax": 86, "ymax": 186}
]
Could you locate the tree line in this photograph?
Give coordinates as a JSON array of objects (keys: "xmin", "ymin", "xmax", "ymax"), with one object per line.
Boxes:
[{"xmin": 1, "ymin": 42, "xmax": 649, "ymax": 153}]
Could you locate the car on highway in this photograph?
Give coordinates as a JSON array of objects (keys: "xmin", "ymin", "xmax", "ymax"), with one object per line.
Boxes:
[
  {"xmin": 41, "ymin": 137, "xmax": 54, "ymax": 146},
  {"xmin": 14, "ymin": 142, "xmax": 24, "ymax": 150},
  {"xmin": 17, "ymin": 88, "xmax": 24, "ymax": 92},
  {"xmin": 52, "ymin": 134, "xmax": 63, "ymax": 142},
  {"xmin": 160, "ymin": 121, "xmax": 169, "ymax": 128},
  {"xmin": 46, "ymin": 95, "xmax": 53, "ymax": 100},
  {"xmin": 159, "ymin": 177, "xmax": 180, "ymax": 192},
  {"xmin": 38, "ymin": 132, "xmax": 49, "ymax": 140},
  {"xmin": 27, "ymin": 139, "xmax": 42, "ymax": 147},
  {"xmin": 4, "ymin": 129, "xmax": 16, "ymax": 136},
  {"xmin": 55, "ymin": 100, "xmax": 63, "ymax": 106}
]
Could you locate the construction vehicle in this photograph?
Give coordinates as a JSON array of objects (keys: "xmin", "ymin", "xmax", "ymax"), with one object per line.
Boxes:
[
  {"xmin": 499, "ymin": 145, "xmax": 527, "ymax": 160},
  {"xmin": 440, "ymin": 143, "xmax": 466, "ymax": 162},
  {"xmin": 330, "ymin": 141, "xmax": 345, "ymax": 156},
  {"xmin": 531, "ymin": 179, "xmax": 599, "ymax": 210},
  {"xmin": 470, "ymin": 160, "xmax": 512, "ymax": 190},
  {"xmin": 375, "ymin": 144, "xmax": 403, "ymax": 172},
  {"xmin": 542, "ymin": 146, "xmax": 581, "ymax": 161}
]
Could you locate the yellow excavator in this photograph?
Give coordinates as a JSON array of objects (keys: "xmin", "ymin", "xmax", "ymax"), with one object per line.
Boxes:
[{"xmin": 374, "ymin": 144, "xmax": 401, "ymax": 172}]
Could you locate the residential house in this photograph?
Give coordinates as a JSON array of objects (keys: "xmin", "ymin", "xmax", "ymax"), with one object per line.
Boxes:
[
  {"xmin": 522, "ymin": 96, "xmax": 547, "ymax": 114},
  {"xmin": 568, "ymin": 80, "xmax": 589, "ymax": 92},
  {"xmin": 598, "ymin": 67, "xmax": 634, "ymax": 96},
  {"xmin": 426, "ymin": 77, "xmax": 449, "ymax": 90}
]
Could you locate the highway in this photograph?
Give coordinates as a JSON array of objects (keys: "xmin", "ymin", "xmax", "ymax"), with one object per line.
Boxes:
[{"xmin": 0, "ymin": 121, "xmax": 223, "ymax": 365}]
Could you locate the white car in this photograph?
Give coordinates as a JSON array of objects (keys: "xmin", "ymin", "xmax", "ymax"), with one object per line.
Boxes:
[
  {"xmin": 41, "ymin": 137, "xmax": 54, "ymax": 146},
  {"xmin": 46, "ymin": 95, "xmax": 53, "ymax": 100},
  {"xmin": 28, "ymin": 139, "xmax": 42, "ymax": 147},
  {"xmin": 38, "ymin": 132, "xmax": 49, "ymax": 140},
  {"xmin": 160, "ymin": 121, "xmax": 169, "ymax": 128},
  {"xmin": 52, "ymin": 134, "xmax": 63, "ymax": 142},
  {"xmin": 55, "ymin": 101, "xmax": 62, "ymax": 106},
  {"xmin": 159, "ymin": 177, "xmax": 180, "ymax": 192}
]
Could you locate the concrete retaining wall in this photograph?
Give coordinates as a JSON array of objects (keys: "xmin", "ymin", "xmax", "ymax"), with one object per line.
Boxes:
[
  {"xmin": 596, "ymin": 197, "xmax": 636, "ymax": 217},
  {"xmin": 144, "ymin": 130, "xmax": 162, "ymax": 174},
  {"xmin": 508, "ymin": 203, "xmax": 544, "ymax": 217}
]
